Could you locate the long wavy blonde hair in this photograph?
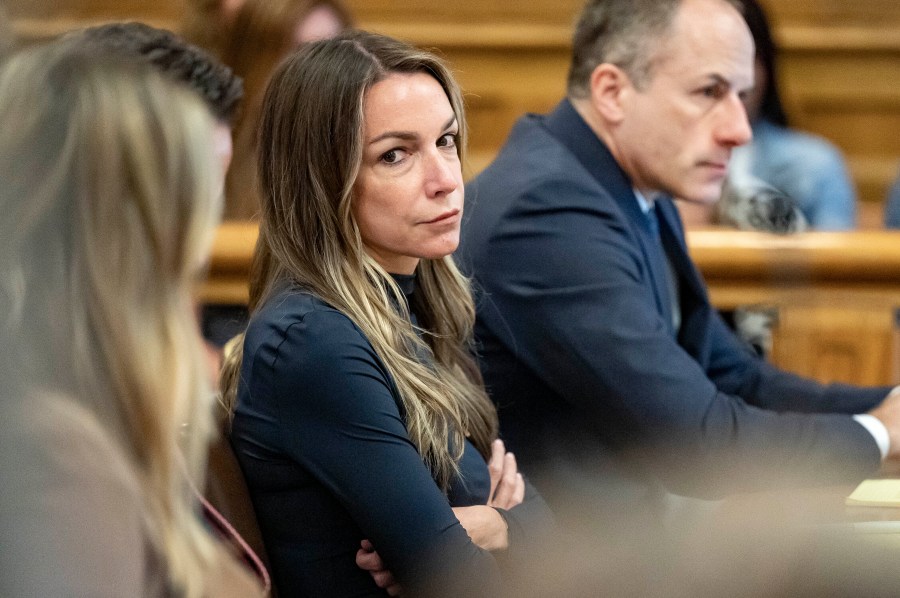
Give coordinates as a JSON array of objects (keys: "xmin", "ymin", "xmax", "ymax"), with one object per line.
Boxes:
[
  {"xmin": 0, "ymin": 44, "xmax": 222, "ymax": 597},
  {"xmin": 222, "ymin": 31, "xmax": 498, "ymax": 491}
]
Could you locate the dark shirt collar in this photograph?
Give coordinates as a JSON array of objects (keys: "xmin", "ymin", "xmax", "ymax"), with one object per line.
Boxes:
[
  {"xmin": 389, "ymin": 271, "xmax": 427, "ymax": 344},
  {"xmin": 390, "ymin": 272, "xmax": 416, "ymax": 297}
]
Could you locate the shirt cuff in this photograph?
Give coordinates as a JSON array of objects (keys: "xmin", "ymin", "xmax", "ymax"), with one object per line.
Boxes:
[{"xmin": 853, "ymin": 414, "xmax": 890, "ymax": 461}]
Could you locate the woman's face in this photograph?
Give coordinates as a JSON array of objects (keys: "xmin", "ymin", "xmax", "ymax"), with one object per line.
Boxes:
[{"xmin": 353, "ymin": 72, "xmax": 463, "ymax": 275}]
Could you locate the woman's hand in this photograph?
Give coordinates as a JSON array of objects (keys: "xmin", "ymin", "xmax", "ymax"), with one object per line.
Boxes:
[
  {"xmin": 452, "ymin": 505, "xmax": 509, "ymax": 551},
  {"xmin": 487, "ymin": 439, "xmax": 525, "ymax": 509},
  {"xmin": 356, "ymin": 539, "xmax": 402, "ymax": 596}
]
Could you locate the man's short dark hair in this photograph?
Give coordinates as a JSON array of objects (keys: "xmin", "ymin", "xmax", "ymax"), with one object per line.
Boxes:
[
  {"xmin": 567, "ymin": 0, "xmax": 743, "ymax": 98},
  {"xmin": 76, "ymin": 22, "xmax": 243, "ymax": 123}
]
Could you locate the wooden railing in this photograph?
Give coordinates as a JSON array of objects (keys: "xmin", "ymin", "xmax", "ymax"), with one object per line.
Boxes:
[
  {"xmin": 687, "ymin": 229, "xmax": 900, "ymax": 386},
  {"xmin": 687, "ymin": 229, "xmax": 900, "ymax": 307},
  {"xmin": 202, "ymin": 223, "xmax": 900, "ymax": 386}
]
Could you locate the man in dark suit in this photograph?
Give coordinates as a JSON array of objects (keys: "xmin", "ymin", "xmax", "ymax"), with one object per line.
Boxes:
[{"xmin": 459, "ymin": 0, "xmax": 900, "ymax": 526}]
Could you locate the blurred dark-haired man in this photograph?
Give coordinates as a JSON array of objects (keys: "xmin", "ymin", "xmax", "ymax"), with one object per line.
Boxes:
[{"xmin": 73, "ymin": 22, "xmax": 243, "ymax": 171}]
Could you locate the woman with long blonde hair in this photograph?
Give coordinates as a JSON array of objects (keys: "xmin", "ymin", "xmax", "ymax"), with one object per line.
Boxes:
[
  {"xmin": 0, "ymin": 43, "xmax": 264, "ymax": 597},
  {"xmin": 224, "ymin": 30, "xmax": 552, "ymax": 595}
]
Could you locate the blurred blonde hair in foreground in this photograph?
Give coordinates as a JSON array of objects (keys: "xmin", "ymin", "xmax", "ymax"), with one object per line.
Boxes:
[
  {"xmin": 0, "ymin": 2, "xmax": 14, "ymax": 55},
  {"xmin": 0, "ymin": 42, "xmax": 223, "ymax": 596}
]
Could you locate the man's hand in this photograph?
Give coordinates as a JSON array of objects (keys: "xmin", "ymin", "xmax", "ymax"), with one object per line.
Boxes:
[
  {"xmin": 356, "ymin": 539, "xmax": 401, "ymax": 596},
  {"xmin": 868, "ymin": 387, "xmax": 900, "ymax": 470}
]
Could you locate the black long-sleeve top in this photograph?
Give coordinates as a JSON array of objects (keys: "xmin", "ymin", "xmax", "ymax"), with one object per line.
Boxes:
[{"xmin": 231, "ymin": 275, "xmax": 551, "ymax": 596}]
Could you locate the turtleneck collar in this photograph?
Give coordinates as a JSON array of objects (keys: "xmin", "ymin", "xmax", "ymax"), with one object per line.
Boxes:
[{"xmin": 390, "ymin": 272, "xmax": 416, "ymax": 298}]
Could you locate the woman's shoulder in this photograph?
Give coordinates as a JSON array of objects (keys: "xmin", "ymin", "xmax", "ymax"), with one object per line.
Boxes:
[
  {"xmin": 250, "ymin": 285, "xmax": 363, "ymax": 340},
  {"xmin": 243, "ymin": 286, "xmax": 385, "ymax": 382},
  {"xmin": 244, "ymin": 287, "xmax": 369, "ymax": 354}
]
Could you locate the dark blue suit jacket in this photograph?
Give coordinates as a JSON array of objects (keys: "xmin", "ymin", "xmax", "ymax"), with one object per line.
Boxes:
[{"xmin": 458, "ymin": 100, "xmax": 886, "ymax": 513}]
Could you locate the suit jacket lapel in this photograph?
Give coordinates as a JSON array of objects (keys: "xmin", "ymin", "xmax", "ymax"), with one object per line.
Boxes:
[
  {"xmin": 639, "ymin": 206, "xmax": 676, "ymax": 335},
  {"xmin": 543, "ymin": 100, "xmax": 675, "ymax": 334},
  {"xmin": 656, "ymin": 199, "xmax": 707, "ymax": 303}
]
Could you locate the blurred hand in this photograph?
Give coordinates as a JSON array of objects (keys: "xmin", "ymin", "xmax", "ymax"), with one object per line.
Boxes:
[
  {"xmin": 487, "ymin": 439, "xmax": 525, "ymax": 509},
  {"xmin": 356, "ymin": 539, "xmax": 401, "ymax": 596},
  {"xmin": 868, "ymin": 387, "xmax": 900, "ymax": 469}
]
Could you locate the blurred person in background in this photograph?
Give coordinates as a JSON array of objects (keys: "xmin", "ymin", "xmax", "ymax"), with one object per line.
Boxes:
[
  {"xmin": 0, "ymin": 43, "xmax": 264, "ymax": 597},
  {"xmin": 187, "ymin": 0, "xmax": 351, "ymax": 353},
  {"xmin": 183, "ymin": 0, "xmax": 246, "ymax": 57},
  {"xmin": 882, "ymin": 169, "xmax": 900, "ymax": 228},
  {"xmin": 223, "ymin": 0, "xmax": 350, "ymax": 220},
  {"xmin": 730, "ymin": 0, "xmax": 857, "ymax": 230}
]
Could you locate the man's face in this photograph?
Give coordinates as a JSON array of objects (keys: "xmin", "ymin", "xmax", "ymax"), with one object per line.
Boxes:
[{"xmin": 613, "ymin": 0, "xmax": 755, "ymax": 204}]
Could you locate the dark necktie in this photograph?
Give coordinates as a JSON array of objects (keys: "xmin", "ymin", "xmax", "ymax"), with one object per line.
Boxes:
[
  {"xmin": 646, "ymin": 203, "xmax": 661, "ymax": 239},
  {"xmin": 645, "ymin": 204, "xmax": 680, "ymax": 334}
]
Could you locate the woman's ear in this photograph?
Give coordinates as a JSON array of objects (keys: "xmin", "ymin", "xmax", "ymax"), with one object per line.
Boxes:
[{"xmin": 588, "ymin": 63, "xmax": 633, "ymax": 125}]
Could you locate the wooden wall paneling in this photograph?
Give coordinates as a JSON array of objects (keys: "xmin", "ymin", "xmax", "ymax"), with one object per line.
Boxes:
[
  {"xmin": 687, "ymin": 229, "xmax": 900, "ymax": 386},
  {"xmin": 6, "ymin": 0, "xmax": 182, "ymax": 42},
  {"xmin": 779, "ymin": 51, "xmax": 900, "ymax": 148},
  {"xmin": 445, "ymin": 46, "xmax": 570, "ymax": 177},
  {"xmin": 345, "ymin": 0, "xmax": 584, "ymax": 27},
  {"xmin": 4, "ymin": 0, "xmax": 180, "ymax": 20},
  {"xmin": 769, "ymin": 299, "xmax": 896, "ymax": 386},
  {"xmin": 761, "ymin": 0, "xmax": 900, "ymax": 28},
  {"xmin": 8, "ymin": 0, "xmax": 900, "ymax": 210}
]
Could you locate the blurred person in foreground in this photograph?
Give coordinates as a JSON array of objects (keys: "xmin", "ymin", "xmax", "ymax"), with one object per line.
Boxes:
[
  {"xmin": 882, "ymin": 169, "xmax": 900, "ymax": 228},
  {"xmin": 75, "ymin": 21, "xmax": 243, "ymax": 191},
  {"xmin": 0, "ymin": 3, "xmax": 14, "ymax": 56},
  {"xmin": 71, "ymin": 22, "xmax": 246, "ymax": 352},
  {"xmin": 0, "ymin": 43, "xmax": 264, "ymax": 596},
  {"xmin": 459, "ymin": 0, "xmax": 900, "ymax": 532},
  {"xmin": 221, "ymin": 30, "xmax": 553, "ymax": 595}
]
